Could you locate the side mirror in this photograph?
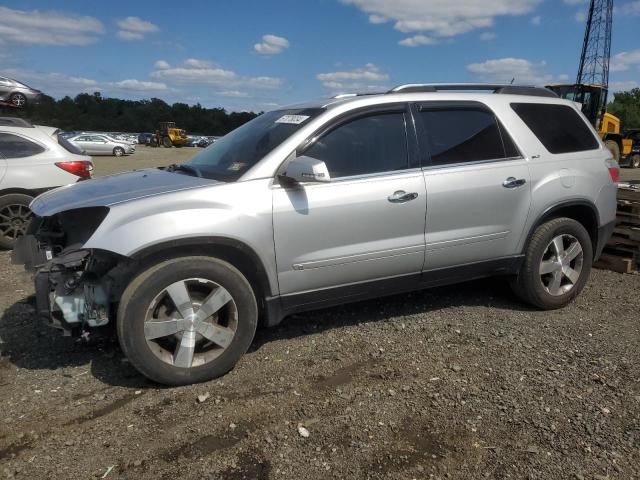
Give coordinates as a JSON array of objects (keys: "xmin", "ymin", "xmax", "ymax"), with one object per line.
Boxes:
[{"xmin": 282, "ymin": 155, "xmax": 331, "ymax": 184}]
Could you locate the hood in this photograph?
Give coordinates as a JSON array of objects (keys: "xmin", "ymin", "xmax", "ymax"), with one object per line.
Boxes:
[{"xmin": 31, "ymin": 168, "xmax": 218, "ymax": 217}]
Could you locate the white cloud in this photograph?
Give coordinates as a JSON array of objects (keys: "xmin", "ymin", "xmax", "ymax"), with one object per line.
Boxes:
[
  {"xmin": 563, "ymin": 0, "xmax": 585, "ymax": 4},
  {"xmin": 2, "ymin": 68, "xmax": 168, "ymax": 98},
  {"xmin": 610, "ymin": 80, "xmax": 640, "ymax": 92},
  {"xmin": 610, "ymin": 49, "xmax": 640, "ymax": 72},
  {"xmin": 154, "ymin": 60, "xmax": 170, "ymax": 70},
  {"xmin": 112, "ymin": 79, "xmax": 167, "ymax": 91},
  {"xmin": 254, "ymin": 34, "xmax": 290, "ymax": 55},
  {"xmin": 479, "ymin": 32, "xmax": 497, "ymax": 41},
  {"xmin": 116, "ymin": 16, "xmax": 159, "ymax": 41},
  {"xmin": 0, "ymin": 6, "xmax": 103, "ymax": 46},
  {"xmin": 399, "ymin": 34, "xmax": 438, "ymax": 47},
  {"xmin": 467, "ymin": 57, "xmax": 566, "ymax": 85},
  {"xmin": 617, "ymin": 1, "xmax": 640, "ymax": 15},
  {"xmin": 341, "ymin": 0, "xmax": 541, "ymax": 38},
  {"xmin": 574, "ymin": 10, "xmax": 587, "ymax": 22},
  {"xmin": 317, "ymin": 63, "xmax": 390, "ymax": 91},
  {"xmin": 150, "ymin": 59, "xmax": 283, "ymax": 90},
  {"xmin": 530, "ymin": 15, "xmax": 542, "ymax": 25}
]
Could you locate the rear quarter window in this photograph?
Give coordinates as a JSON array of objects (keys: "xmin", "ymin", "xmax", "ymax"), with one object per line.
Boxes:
[
  {"xmin": 0, "ymin": 132, "xmax": 46, "ymax": 158},
  {"xmin": 511, "ymin": 103, "xmax": 600, "ymax": 154}
]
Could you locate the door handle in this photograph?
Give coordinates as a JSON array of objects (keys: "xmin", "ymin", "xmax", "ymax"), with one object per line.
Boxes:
[
  {"xmin": 502, "ymin": 177, "xmax": 526, "ymax": 189},
  {"xmin": 388, "ymin": 190, "xmax": 418, "ymax": 203}
]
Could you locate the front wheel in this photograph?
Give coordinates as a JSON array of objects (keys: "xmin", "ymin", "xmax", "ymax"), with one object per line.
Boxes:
[
  {"xmin": 117, "ymin": 256, "xmax": 258, "ymax": 385},
  {"xmin": 0, "ymin": 193, "xmax": 34, "ymax": 249},
  {"xmin": 162, "ymin": 137, "xmax": 172, "ymax": 148},
  {"xmin": 511, "ymin": 217, "xmax": 592, "ymax": 309},
  {"xmin": 630, "ymin": 154, "xmax": 640, "ymax": 169},
  {"xmin": 113, "ymin": 147, "xmax": 125, "ymax": 157}
]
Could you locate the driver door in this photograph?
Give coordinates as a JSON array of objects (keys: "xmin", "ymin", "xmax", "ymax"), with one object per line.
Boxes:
[{"xmin": 272, "ymin": 106, "xmax": 427, "ymax": 300}]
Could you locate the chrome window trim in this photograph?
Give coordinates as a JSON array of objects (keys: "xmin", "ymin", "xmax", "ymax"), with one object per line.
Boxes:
[{"xmin": 420, "ymin": 155, "xmax": 526, "ymax": 171}]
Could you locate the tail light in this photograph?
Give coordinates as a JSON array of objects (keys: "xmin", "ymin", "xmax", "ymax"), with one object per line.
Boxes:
[
  {"xmin": 55, "ymin": 161, "xmax": 93, "ymax": 179},
  {"xmin": 605, "ymin": 159, "xmax": 619, "ymax": 183}
]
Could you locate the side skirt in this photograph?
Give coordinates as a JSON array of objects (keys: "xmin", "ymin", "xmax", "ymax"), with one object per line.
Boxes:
[{"xmin": 263, "ymin": 255, "xmax": 523, "ymax": 327}]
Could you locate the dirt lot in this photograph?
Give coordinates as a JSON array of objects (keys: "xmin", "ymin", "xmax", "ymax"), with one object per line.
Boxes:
[
  {"xmin": 90, "ymin": 145, "xmax": 199, "ymax": 177},
  {"xmin": 0, "ymin": 150, "xmax": 639, "ymax": 479}
]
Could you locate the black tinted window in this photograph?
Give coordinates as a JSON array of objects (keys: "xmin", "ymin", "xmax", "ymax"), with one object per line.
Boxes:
[
  {"xmin": 304, "ymin": 113, "xmax": 408, "ymax": 178},
  {"xmin": 511, "ymin": 103, "xmax": 599, "ymax": 154},
  {"xmin": 418, "ymin": 108, "xmax": 509, "ymax": 165},
  {"xmin": 0, "ymin": 133, "xmax": 45, "ymax": 158}
]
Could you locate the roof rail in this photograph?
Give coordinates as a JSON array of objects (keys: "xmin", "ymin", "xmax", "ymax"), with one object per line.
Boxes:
[
  {"xmin": 388, "ymin": 83, "xmax": 558, "ymax": 98},
  {"xmin": 0, "ymin": 117, "xmax": 34, "ymax": 128}
]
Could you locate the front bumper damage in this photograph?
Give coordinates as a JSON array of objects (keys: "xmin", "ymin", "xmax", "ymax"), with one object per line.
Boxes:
[{"xmin": 13, "ymin": 235, "xmax": 130, "ymax": 336}]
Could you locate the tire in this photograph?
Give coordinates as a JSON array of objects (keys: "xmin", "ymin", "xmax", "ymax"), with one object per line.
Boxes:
[
  {"xmin": 117, "ymin": 256, "xmax": 258, "ymax": 385},
  {"xmin": 605, "ymin": 140, "xmax": 620, "ymax": 163},
  {"xmin": 162, "ymin": 137, "xmax": 172, "ymax": 148},
  {"xmin": 9, "ymin": 93, "xmax": 27, "ymax": 108},
  {"xmin": 0, "ymin": 193, "xmax": 34, "ymax": 249},
  {"xmin": 510, "ymin": 217, "xmax": 593, "ymax": 310},
  {"xmin": 631, "ymin": 154, "xmax": 640, "ymax": 169},
  {"xmin": 113, "ymin": 147, "xmax": 125, "ymax": 157}
]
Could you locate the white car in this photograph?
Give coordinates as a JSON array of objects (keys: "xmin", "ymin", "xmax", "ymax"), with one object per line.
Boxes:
[
  {"xmin": 68, "ymin": 133, "xmax": 135, "ymax": 156},
  {"xmin": 0, "ymin": 117, "xmax": 93, "ymax": 248}
]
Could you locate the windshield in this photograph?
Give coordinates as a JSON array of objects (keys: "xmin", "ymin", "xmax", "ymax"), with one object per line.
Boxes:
[{"xmin": 185, "ymin": 108, "xmax": 323, "ymax": 181}]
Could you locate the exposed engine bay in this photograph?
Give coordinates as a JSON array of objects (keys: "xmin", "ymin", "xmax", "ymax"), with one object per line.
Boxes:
[{"xmin": 12, "ymin": 207, "xmax": 132, "ymax": 336}]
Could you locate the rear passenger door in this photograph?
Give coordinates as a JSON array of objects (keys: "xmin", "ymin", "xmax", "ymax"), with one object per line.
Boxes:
[{"xmin": 414, "ymin": 102, "xmax": 531, "ymax": 270}]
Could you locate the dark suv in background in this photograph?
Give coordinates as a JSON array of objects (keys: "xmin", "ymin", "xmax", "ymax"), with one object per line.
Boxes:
[{"xmin": 623, "ymin": 129, "xmax": 640, "ymax": 168}]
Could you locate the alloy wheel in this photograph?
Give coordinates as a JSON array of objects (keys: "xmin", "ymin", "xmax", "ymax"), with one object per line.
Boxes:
[
  {"xmin": 10, "ymin": 94, "xmax": 26, "ymax": 107},
  {"xmin": 144, "ymin": 278, "xmax": 238, "ymax": 368},
  {"xmin": 0, "ymin": 204, "xmax": 32, "ymax": 240},
  {"xmin": 539, "ymin": 234, "xmax": 584, "ymax": 296}
]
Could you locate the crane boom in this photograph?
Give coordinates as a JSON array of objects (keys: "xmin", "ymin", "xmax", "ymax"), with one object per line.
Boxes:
[{"xmin": 576, "ymin": 0, "xmax": 613, "ymax": 87}]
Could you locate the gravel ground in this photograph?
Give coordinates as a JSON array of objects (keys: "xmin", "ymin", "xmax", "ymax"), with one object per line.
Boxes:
[
  {"xmin": 0, "ymin": 150, "xmax": 639, "ymax": 479},
  {"xmin": 0, "ymin": 252, "xmax": 638, "ymax": 479}
]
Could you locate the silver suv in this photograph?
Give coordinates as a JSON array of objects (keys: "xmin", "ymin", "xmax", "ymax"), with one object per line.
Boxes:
[{"xmin": 12, "ymin": 84, "xmax": 618, "ymax": 385}]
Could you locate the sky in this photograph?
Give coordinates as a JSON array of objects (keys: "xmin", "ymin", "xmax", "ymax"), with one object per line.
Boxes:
[{"xmin": 1, "ymin": 0, "xmax": 639, "ymax": 112}]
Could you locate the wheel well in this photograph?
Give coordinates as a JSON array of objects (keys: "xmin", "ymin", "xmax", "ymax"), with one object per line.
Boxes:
[
  {"xmin": 0, "ymin": 188, "xmax": 45, "ymax": 198},
  {"xmin": 528, "ymin": 203, "xmax": 598, "ymax": 256},
  {"xmin": 129, "ymin": 239, "xmax": 273, "ymax": 321}
]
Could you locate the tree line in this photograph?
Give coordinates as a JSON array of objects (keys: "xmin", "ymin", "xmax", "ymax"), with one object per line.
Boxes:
[
  {"xmin": 609, "ymin": 88, "xmax": 640, "ymax": 129},
  {"xmin": 3, "ymin": 92, "xmax": 258, "ymax": 135}
]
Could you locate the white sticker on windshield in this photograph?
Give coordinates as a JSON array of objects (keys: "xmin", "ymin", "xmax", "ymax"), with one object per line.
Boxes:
[{"xmin": 275, "ymin": 115, "xmax": 310, "ymax": 125}]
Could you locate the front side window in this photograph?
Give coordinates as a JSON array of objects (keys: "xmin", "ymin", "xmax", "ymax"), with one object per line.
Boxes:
[
  {"xmin": 417, "ymin": 108, "xmax": 515, "ymax": 166},
  {"xmin": 303, "ymin": 112, "xmax": 408, "ymax": 178},
  {"xmin": 0, "ymin": 133, "xmax": 45, "ymax": 158},
  {"xmin": 511, "ymin": 103, "xmax": 599, "ymax": 154}
]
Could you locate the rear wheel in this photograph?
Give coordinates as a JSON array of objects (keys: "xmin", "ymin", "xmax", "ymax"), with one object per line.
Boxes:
[
  {"xmin": 605, "ymin": 140, "xmax": 620, "ymax": 162},
  {"xmin": 511, "ymin": 217, "xmax": 592, "ymax": 309},
  {"xmin": 162, "ymin": 137, "xmax": 172, "ymax": 148},
  {"xmin": 113, "ymin": 147, "xmax": 125, "ymax": 157},
  {"xmin": 0, "ymin": 193, "xmax": 34, "ymax": 249},
  {"xmin": 631, "ymin": 154, "xmax": 640, "ymax": 169},
  {"xmin": 117, "ymin": 256, "xmax": 258, "ymax": 385}
]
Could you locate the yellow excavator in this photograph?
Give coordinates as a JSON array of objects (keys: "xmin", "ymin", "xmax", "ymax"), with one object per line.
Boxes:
[{"xmin": 152, "ymin": 121, "xmax": 188, "ymax": 148}]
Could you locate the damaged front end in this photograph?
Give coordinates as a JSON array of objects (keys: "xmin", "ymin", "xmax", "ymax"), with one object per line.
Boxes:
[{"xmin": 12, "ymin": 207, "xmax": 132, "ymax": 336}]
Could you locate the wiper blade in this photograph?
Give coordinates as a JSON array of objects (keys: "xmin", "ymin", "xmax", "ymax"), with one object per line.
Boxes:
[{"xmin": 165, "ymin": 163, "xmax": 203, "ymax": 178}]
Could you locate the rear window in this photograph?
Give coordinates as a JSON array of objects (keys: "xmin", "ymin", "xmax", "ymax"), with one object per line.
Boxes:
[
  {"xmin": 0, "ymin": 133, "xmax": 46, "ymax": 158},
  {"xmin": 511, "ymin": 103, "xmax": 599, "ymax": 154}
]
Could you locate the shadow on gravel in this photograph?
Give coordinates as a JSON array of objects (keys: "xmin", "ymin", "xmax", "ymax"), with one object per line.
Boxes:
[{"xmin": 0, "ymin": 276, "xmax": 531, "ymax": 387}]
